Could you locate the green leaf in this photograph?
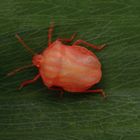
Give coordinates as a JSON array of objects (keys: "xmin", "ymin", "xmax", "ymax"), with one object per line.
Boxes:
[{"xmin": 0, "ymin": 0, "xmax": 140, "ymax": 140}]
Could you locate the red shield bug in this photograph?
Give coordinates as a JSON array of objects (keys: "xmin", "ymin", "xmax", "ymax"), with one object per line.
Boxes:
[{"xmin": 7, "ymin": 23, "xmax": 106, "ymax": 97}]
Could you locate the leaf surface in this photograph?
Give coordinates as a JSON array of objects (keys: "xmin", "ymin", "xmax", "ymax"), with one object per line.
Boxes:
[{"xmin": 0, "ymin": 0, "xmax": 140, "ymax": 140}]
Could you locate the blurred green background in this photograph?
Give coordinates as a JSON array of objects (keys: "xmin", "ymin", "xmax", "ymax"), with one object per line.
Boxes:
[{"xmin": 0, "ymin": 0, "xmax": 140, "ymax": 140}]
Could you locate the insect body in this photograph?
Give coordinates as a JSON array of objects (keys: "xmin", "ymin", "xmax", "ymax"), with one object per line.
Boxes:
[{"xmin": 10, "ymin": 23, "xmax": 106, "ymax": 97}]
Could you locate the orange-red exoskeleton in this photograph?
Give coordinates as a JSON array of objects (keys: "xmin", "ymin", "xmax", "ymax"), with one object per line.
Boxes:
[{"xmin": 8, "ymin": 23, "xmax": 106, "ymax": 97}]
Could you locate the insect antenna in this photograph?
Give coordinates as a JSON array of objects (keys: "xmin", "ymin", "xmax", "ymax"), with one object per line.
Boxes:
[
  {"xmin": 15, "ymin": 34, "xmax": 37, "ymax": 55},
  {"xmin": 6, "ymin": 64, "xmax": 34, "ymax": 77},
  {"xmin": 6, "ymin": 34, "xmax": 37, "ymax": 77}
]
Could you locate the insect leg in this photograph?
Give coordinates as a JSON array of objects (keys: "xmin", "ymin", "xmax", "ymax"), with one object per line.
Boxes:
[
  {"xmin": 57, "ymin": 33, "xmax": 77, "ymax": 43},
  {"xmin": 48, "ymin": 22, "xmax": 54, "ymax": 46},
  {"xmin": 73, "ymin": 39, "xmax": 106, "ymax": 51},
  {"xmin": 82, "ymin": 89, "xmax": 106, "ymax": 98},
  {"xmin": 18, "ymin": 74, "xmax": 40, "ymax": 89}
]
